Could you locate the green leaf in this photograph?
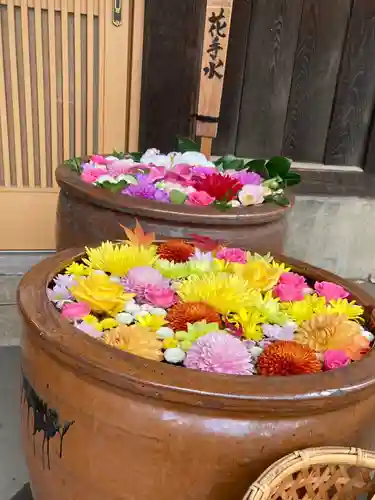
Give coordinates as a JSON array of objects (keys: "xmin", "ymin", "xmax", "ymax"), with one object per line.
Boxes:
[
  {"xmin": 100, "ymin": 180, "xmax": 128, "ymax": 193},
  {"xmin": 64, "ymin": 157, "xmax": 82, "ymax": 173},
  {"xmin": 170, "ymin": 190, "xmax": 188, "ymax": 204},
  {"xmin": 112, "ymin": 149, "xmax": 126, "ymax": 160},
  {"xmin": 129, "ymin": 152, "xmax": 143, "ymax": 162},
  {"xmin": 245, "ymin": 159, "xmax": 269, "ymax": 178},
  {"xmin": 284, "ymin": 171, "xmax": 301, "ymax": 186},
  {"xmin": 266, "ymin": 156, "xmax": 292, "ymax": 178},
  {"xmin": 214, "ymin": 156, "xmax": 225, "ymax": 167},
  {"xmin": 272, "ymin": 194, "xmax": 291, "ymax": 207},
  {"xmin": 176, "ymin": 137, "xmax": 200, "ymax": 153},
  {"xmin": 214, "ymin": 200, "xmax": 232, "ymax": 211}
]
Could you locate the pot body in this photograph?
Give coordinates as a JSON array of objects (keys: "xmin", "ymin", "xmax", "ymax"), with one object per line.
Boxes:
[
  {"xmin": 21, "ymin": 331, "xmax": 375, "ymax": 500},
  {"xmin": 18, "ymin": 248, "xmax": 375, "ymax": 500},
  {"xmin": 55, "ymin": 167, "xmax": 291, "ymax": 252}
]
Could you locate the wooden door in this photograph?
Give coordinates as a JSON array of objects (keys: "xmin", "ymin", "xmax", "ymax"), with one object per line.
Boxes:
[{"xmin": 0, "ymin": 0, "xmax": 144, "ymax": 250}]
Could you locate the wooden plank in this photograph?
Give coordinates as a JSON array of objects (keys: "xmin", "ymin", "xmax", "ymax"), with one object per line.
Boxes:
[
  {"xmin": 326, "ymin": 0, "xmax": 375, "ymax": 168},
  {"xmin": 7, "ymin": 0, "xmax": 23, "ymax": 186},
  {"xmin": 0, "ymin": 189, "xmax": 58, "ymax": 250},
  {"xmin": 48, "ymin": 0, "xmax": 58, "ymax": 187},
  {"xmin": 74, "ymin": 0, "xmax": 82, "ymax": 156},
  {"xmin": 213, "ymin": 0, "xmax": 252, "ymax": 156},
  {"xmin": 86, "ymin": 0, "xmax": 94, "ymax": 154},
  {"xmin": 61, "ymin": 0, "xmax": 70, "ymax": 160},
  {"xmin": 34, "ymin": 0, "xmax": 47, "ymax": 187},
  {"xmin": 0, "ymin": 0, "xmax": 99, "ymax": 15},
  {"xmin": 100, "ymin": 0, "xmax": 131, "ymax": 153},
  {"xmin": 282, "ymin": 0, "xmax": 351, "ymax": 163},
  {"xmin": 21, "ymin": 0, "xmax": 35, "ymax": 187},
  {"xmin": 128, "ymin": 0, "xmax": 145, "ymax": 152},
  {"xmin": 236, "ymin": 0, "xmax": 303, "ymax": 159},
  {"xmin": 0, "ymin": 7, "xmax": 11, "ymax": 186},
  {"xmin": 139, "ymin": 0, "xmax": 206, "ymax": 152}
]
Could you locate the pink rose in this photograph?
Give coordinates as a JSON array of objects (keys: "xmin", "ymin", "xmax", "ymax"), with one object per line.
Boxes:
[
  {"xmin": 187, "ymin": 191, "xmax": 215, "ymax": 206},
  {"xmin": 144, "ymin": 285, "xmax": 177, "ymax": 308},
  {"xmin": 216, "ymin": 247, "xmax": 247, "ymax": 264},
  {"xmin": 279, "ymin": 272, "xmax": 307, "ymax": 288},
  {"xmin": 273, "ymin": 283, "xmax": 305, "ymax": 301},
  {"xmin": 81, "ymin": 172, "xmax": 97, "ymax": 184},
  {"xmin": 324, "ymin": 350, "xmax": 350, "ymax": 371},
  {"xmin": 62, "ymin": 302, "xmax": 91, "ymax": 320},
  {"xmin": 90, "ymin": 154, "xmax": 114, "ymax": 165},
  {"xmin": 314, "ymin": 281, "xmax": 349, "ymax": 301}
]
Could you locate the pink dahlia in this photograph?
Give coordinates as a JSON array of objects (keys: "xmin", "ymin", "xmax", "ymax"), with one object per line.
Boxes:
[
  {"xmin": 323, "ymin": 350, "xmax": 350, "ymax": 371},
  {"xmin": 314, "ymin": 281, "xmax": 349, "ymax": 301},
  {"xmin": 216, "ymin": 247, "xmax": 247, "ymax": 264},
  {"xmin": 184, "ymin": 332, "xmax": 253, "ymax": 375},
  {"xmin": 144, "ymin": 285, "xmax": 177, "ymax": 308},
  {"xmin": 123, "ymin": 266, "xmax": 169, "ymax": 302},
  {"xmin": 279, "ymin": 272, "xmax": 307, "ymax": 288},
  {"xmin": 62, "ymin": 302, "xmax": 90, "ymax": 321}
]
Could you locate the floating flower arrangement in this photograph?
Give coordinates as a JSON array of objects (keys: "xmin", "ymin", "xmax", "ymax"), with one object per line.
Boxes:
[
  {"xmin": 47, "ymin": 222, "xmax": 373, "ymax": 376},
  {"xmin": 65, "ymin": 138, "xmax": 301, "ymax": 210}
]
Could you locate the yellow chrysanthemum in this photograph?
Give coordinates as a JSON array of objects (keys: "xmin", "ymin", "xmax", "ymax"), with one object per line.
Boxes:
[
  {"xmin": 228, "ymin": 308, "xmax": 266, "ymax": 341},
  {"xmin": 65, "ymin": 262, "xmax": 91, "ymax": 276},
  {"xmin": 83, "ymin": 241, "xmax": 157, "ymax": 277},
  {"xmin": 249, "ymin": 290, "xmax": 290, "ymax": 325},
  {"xmin": 327, "ymin": 299, "xmax": 364, "ymax": 322},
  {"xmin": 136, "ymin": 313, "xmax": 167, "ymax": 331},
  {"xmin": 100, "ymin": 318, "xmax": 119, "ymax": 330},
  {"xmin": 103, "ymin": 325, "xmax": 163, "ymax": 361},
  {"xmin": 232, "ymin": 259, "xmax": 289, "ymax": 291},
  {"xmin": 163, "ymin": 338, "xmax": 178, "ymax": 349},
  {"xmin": 281, "ymin": 294, "xmax": 328, "ymax": 325},
  {"xmin": 70, "ymin": 273, "xmax": 134, "ymax": 316},
  {"xmin": 155, "ymin": 259, "xmax": 191, "ymax": 279},
  {"xmin": 176, "ymin": 273, "xmax": 258, "ymax": 315}
]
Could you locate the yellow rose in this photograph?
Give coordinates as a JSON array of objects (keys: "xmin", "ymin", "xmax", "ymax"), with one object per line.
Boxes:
[
  {"xmin": 233, "ymin": 260, "xmax": 286, "ymax": 291},
  {"xmin": 103, "ymin": 325, "xmax": 163, "ymax": 361},
  {"xmin": 70, "ymin": 274, "xmax": 134, "ymax": 316}
]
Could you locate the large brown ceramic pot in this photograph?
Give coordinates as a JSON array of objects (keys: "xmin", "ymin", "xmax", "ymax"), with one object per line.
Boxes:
[
  {"xmin": 55, "ymin": 165, "xmax": 293, "ymax": 252},
  {"xmin": 18, "ymin": 249, "xmax": 375, "ymax": 500}
]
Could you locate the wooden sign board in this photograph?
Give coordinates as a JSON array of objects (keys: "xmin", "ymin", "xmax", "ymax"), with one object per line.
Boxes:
[{"xmin": 196, "ymin": 0, "xmax": 234, "ymax": 156}]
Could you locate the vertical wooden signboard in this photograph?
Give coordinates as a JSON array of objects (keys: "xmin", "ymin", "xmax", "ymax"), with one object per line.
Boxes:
[{"xmin": 196, "ymin": 0, "xmax": 234, "ymax": 158}]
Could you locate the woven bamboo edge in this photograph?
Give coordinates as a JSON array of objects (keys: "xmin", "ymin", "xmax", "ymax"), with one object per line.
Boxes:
[{"xmin": 243, "ymin": 446, "xmax": 375, "ymax": 499}]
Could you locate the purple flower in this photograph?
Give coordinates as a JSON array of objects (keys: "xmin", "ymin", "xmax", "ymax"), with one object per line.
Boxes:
[
  {"xmin": 153, "ymin": 189, "xmax": 170, "ymax": 203},
  {"xmin": 135, "ymin": 173, "xmax": 151, "ymax": 184},
  {"xmin": 54, "ymin": 273, "xmax": 76, "ymax": 289},
  {"xmin": 190, "ymin": 248, "xmax": 214, "ymax": 262},
  {"xmin": 47, "ymin": 285, "xmax": 72, "ymax": 309},
  {"xmin": 123, "ymin": 183, "xmax": 157, "ymax": 199},
  {"xmin": 192, "ymin": 166, "xmax": 217, "ymax": 178},
  {"xmin": 262, "ymin": 323, "xmax": 296, "ymax": 341},
  {"xmin": 231, "ymin": 171, "xmax": 262, "ymax": 185},
  {"xmin": 75, "ymin": 320, "xmax": 104, "ymax": 338}
]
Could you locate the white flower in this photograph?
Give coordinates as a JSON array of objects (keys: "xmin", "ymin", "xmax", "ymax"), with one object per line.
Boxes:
[
  {"xmin": 115, "ymin": 312, "xmax": 134, "ymax": 325},
  {"xmin": 156, "ymin": 327, "xmax": 174, "ymax": 340},
  {"xmin": 230, "ymin": 200, "xmax": 241, "ymax": 208},
  {"xmin": 116, "ymin": 174, "xmax": 138, "ymax": 184},
  {"xmin": 125, "ymin": 300, "xmax": 141, "ymax": 314},
  {"xmin": 105, "ymin": 155, "xmax": 121, "ymax": 162},
  {"xmin": 173, "ymin": 151, "xmax": 215, "ymax": 167},
  {"xmin": 249, "ymin": 346, "xmax": 263, "ymax": 360},
  {"xmin": 262, "ymin": 186, "xmax": 272, "ymax": 197},
  {"xmin": 95, "ymin": 175, "xmax": 118, "ymax": 184},
  {"xmin": 164, "ymin": 347, "xmax": 186, "ymax": 364},
  {"xmin": 149, "ymin": 307, "xmax": 167, "ymax": 316},
  {"xmin": 361, "ymin": 329, "xmax": 375, "ymax": 342},
  {"xmin": 109, "ymin": 275, "xmax": 121, "ymax": 283},
  {"xmin": 238, "ymin": 184, "xmax": 265, "ymax": 206},
  {"xmin": 161, "ymin": 182, "xmax": 196, "ymax": 194},
  {"xmin": 140, "ymin": 149, "xmax": 174, "ymax": 168}
]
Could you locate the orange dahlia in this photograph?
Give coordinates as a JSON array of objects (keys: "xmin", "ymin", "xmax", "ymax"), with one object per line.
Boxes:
[
  {"xmin": 167, "ymin": 302, "xmax": 222, "ymax": 331},
  {"xmin": 157, "ymin": 240, "xmax": 195, "ymax": 263},
  {"xmin": 257, "ymin": 341, "xmax": 322, "ymax": 376}
]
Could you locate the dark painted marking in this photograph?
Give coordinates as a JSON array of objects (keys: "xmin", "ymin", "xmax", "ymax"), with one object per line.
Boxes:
[{"xmin": 21, "ymin": 373, "xmax": 74, "ymax": 470}]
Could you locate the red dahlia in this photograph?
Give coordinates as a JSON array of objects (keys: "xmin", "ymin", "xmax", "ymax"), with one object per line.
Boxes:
[{"xmin": 194, "ymin": 173, "xmax": 243, "ymax": 202}]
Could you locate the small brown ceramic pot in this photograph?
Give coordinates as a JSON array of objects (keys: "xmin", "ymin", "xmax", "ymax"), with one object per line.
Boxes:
[
  {"xmin": 55, "ymin": 166, "xmax": 293, "ymax": 252},
  {"xmin": 18, "ymin": 249, "xmax": 375, "ymax": 500}
]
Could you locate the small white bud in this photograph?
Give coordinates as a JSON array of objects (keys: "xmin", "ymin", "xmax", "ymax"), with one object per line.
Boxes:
[{"xmin": 164, "ymin": 348, "xmax": 186, "ymax": 364}]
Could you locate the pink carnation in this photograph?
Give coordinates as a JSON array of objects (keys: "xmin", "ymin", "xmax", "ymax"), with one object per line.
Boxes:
[
  {"xmin": 324, "ymin": 350, "xmax": 350, "ymax": 371},
  {"xmin": 144, "ymin": 285, "xmax": 177, "ymax": 308},
  {"xmin": 216, "ymin": 247, "xmax": 247, "ymax": 264},
  {"xmin": 62, "ymin": 302, "xmax": 91, "ymax": 320},
  {"xmin": 184, "ymin": 332, "xmax": 253, "ymax": 375},
  {"xmin": 187, "ymin": 191, "xmax": 215, "ymax": 206},
  {"xmin": 81, "ymin": 172, "xmax": 97, "ymax": 184},
  {"xmin": 123, "ymin": 266, "xmax": 169, "ymax": 302},
  {"xmin": 273, "ymin": 283, "xmax": 305, "ymax": 301},
  {"xmin": 279, "ymin": 272, "xmax": 307, "ymax": 288},
  {"xmin": 90, "ymin": 154, "xmax": 114, "ymax": 165},
  {"xmin": 314, "ymin": 281, "xmax": 349, "ymax": 301}
]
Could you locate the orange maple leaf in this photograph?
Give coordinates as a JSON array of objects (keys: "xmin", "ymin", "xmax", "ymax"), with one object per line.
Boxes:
[{"xmin": 120, "ymin": 220, "xmax": 155, "ymax": 247}]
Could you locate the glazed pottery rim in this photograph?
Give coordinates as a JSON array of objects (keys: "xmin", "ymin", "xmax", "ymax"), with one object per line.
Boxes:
[
  {"xmin": 55, "ymin": 165, "xmax": 293, "ymax": 226},
  {"xmin": 18, "ymin": 246, "xmax": 375, "ymax": 414}
]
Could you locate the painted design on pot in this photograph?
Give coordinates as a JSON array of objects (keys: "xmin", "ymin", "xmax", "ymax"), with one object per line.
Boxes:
[
  {"xmin": 47, "ymin": 221, "xmax": 374, "ymax": 377},
  {"xmin": 22, "ymin": 374, "xmax": 75, "ymax": 469},
  {"xmin": 64, "ymin": 138, "xmax": 301, "ymax": 210}
]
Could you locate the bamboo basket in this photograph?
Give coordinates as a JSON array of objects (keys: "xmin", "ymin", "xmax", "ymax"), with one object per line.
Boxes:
[{"xmin": 244, "ymin": 447, "xmax": 375, "ymax": 500}]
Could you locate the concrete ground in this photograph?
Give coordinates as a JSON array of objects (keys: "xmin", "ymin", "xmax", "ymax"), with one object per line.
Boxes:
[{"xmin": 1, "ymin": 248, "xmax": 375, "ymax": 500}]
